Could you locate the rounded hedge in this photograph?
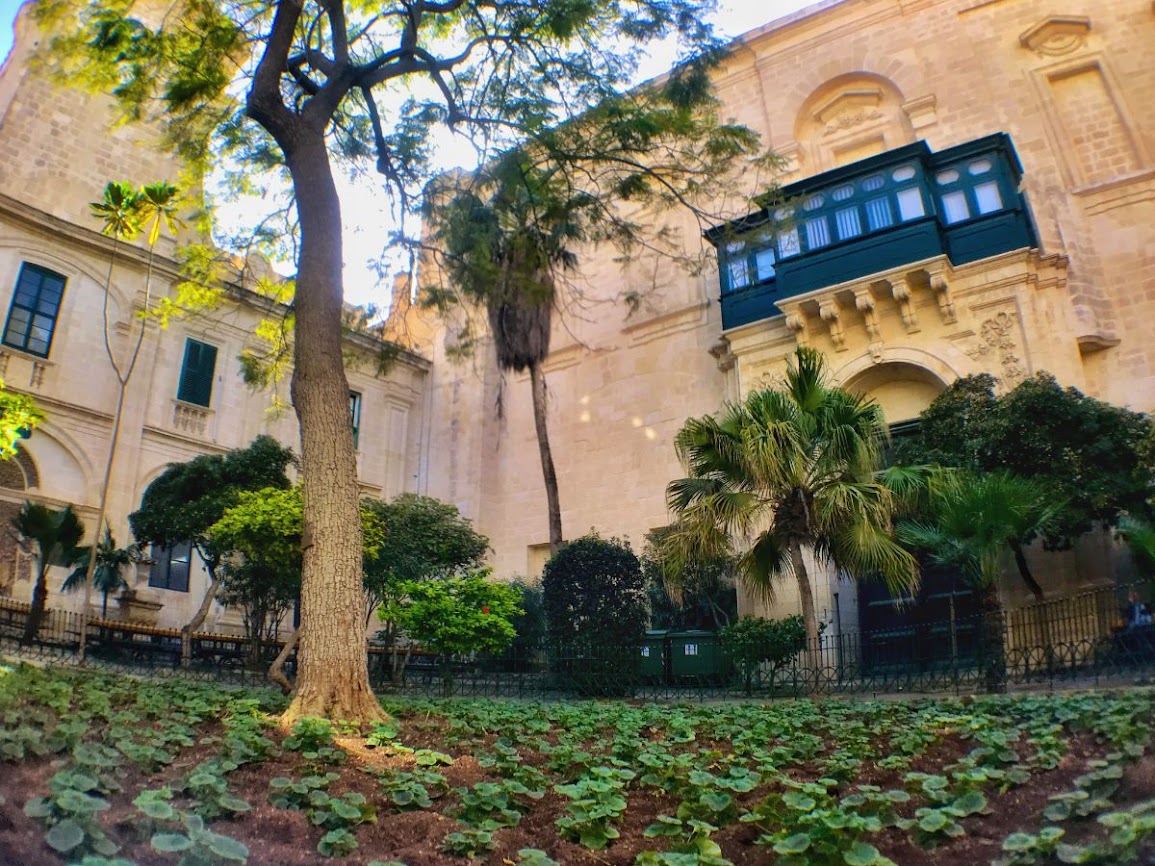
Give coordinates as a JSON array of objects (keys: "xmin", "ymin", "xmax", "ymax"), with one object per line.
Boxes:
[{"xmin": 542, "ymin": 533, "xmax": 647, "ymax": 646}]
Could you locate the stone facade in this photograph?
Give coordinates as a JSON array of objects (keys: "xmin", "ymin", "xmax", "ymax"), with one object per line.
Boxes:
[
  {"xmin": 411, "ymin": 0, "xmax": 1155, "ymax": 626},
  {"xmin": 0, "ymin": 10, "xmax": 429, "ymax": 631}
]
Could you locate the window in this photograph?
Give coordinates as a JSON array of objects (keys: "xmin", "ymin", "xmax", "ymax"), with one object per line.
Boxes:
[
  {"xmin": 350, "ymin": 391, "xmax": 362, "ymax": 450},
  {"xmin": 940, "ymin": 190, "xmax": 970, "ymax": 224},
  {"xmin": 684, "ymin": 643, "xmax": 699, "ymax": 656},
  {"xmin": 974, "ymin": 181, "xmax": 1003, "ymax": 214},
  {"xmin": 804, "ymin": 216, "xmax": 830, "ymax": 249},
  {"xmin": 895, "ymin": 187, "xmax": 926, "ymax": 221},
  {"xmin": 3, "ymin": 263, "xmax": 66, "ymax": 357},
  {"xmin": 834, "ymin": 207, "xmax": 862, "ymax": 240},
  {"xmin": 177, "ymin": 339, "xmax": 217, "ymax": 407},
  {"xmin": 754, "ymin": 248, "xmax": 777, "ymax": 281},
  {"xmin": 149, "ymin": 543, "xmax": 192, "ymax": 592}
]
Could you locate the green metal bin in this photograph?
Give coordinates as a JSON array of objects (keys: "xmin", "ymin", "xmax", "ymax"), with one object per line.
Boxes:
[
  {"xmin": 667, "ymin": 629, "xmax": 730, "ymax": 682},
  {"xmin": 640, "ymin": 629, "xmax": 668, "ymax": 681}
]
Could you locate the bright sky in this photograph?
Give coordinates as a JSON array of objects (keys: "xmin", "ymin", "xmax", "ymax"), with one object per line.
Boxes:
[{"xmin": 0, "ymin": 0, "xmax": 820, "ymax": 306}]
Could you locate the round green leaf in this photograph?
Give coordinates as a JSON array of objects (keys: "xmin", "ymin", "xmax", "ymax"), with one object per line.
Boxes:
[
  {"xmin": 152, "ymin": 833, "xmax": 194, "ymax": 853},
  {"xmin": 46, "ymin": 819, "xmax": 86, "ymax": 853},
  {"xmin": 918, "ymin": 810, "xmax": 950, "ymax": 832},
  {"xmin": 782, "ymin": 792, "xmax": 816, "ymax": 812},
  {"xmin": 843, "ymin": 841, "xmax": 882, "ymax": 866},
  {"xmin": 951, "ymin": 791, "xmax": 987, "ymax": 816},
  {"xmin": 206, "ymin": 831, "xmax": 250, "ymax": 862},
  {"xmin": 1002, "ymin": 832, "xmax": 1036, "ymax": 852},
  {"xmin": 773, "ymin": 832, "xmax": 812, "ymax": 855}
]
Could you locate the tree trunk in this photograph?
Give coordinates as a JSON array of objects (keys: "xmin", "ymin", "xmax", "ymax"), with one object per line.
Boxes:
[
  {"xmin": 181, "ymin": 574, "xmax": 220, "ymax": 667},
  {"xmin": 529, "ymin": 361, "xmax": 563, "ymax": 554},
  {"xmin": 789, "ymin": 541, "xmax": 820, "ymax": 646},
  {"xmin": 1009, "ymin": 540, "xmax": 1044, "ymax": 600},
  {"xmin": 268, "ymin": 627, "xmax": 300, "ymax": 696},
  {"xmin": 281, "ymin": 134, "xmax": 386, "ymax": 725},
  {"xmin": 78, "ymin": 381, "xmax": 128, "ymax": 661},
  {"xmin": 20, "ymin": 563, "xmax": 50, "ymax": 645},
  {"xmin": 979, "ymin": 581, "xmax": 1007, "ymax": 693}
]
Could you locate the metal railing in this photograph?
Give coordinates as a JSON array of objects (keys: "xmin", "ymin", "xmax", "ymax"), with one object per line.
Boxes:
[{"xmin": 2, "ymin": 582, "xmax": 1152, "ymax": 700}]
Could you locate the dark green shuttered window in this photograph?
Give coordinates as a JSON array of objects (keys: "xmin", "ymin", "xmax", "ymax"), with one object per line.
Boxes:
[
  {"xmin": 177, "ymin": 338, "xmax": 217, "ymax": 407},
  {"xmin": 3, "ymin": 263, "xmax": 67, "ymax": 357}
]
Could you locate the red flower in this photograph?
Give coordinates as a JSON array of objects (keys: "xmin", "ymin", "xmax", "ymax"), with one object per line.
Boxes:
[{"xmin": 482, "ymin": 606, "xmax": 490, "ymax": 615}]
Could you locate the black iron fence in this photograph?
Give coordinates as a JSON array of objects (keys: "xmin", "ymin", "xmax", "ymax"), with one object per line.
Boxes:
[{"xmin": 2, "ymin": 583, "xmax": 1153, "ymax": 700}]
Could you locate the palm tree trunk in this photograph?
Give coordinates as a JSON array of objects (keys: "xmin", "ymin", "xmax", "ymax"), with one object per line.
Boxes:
[
  {"xmin": 529, "ymin": 360, "xmax": 563, "ymax": 553},
  {"xmin": 789, "ymin": 541, "xmax": 820, "ymax": 646},
  {"xmin": 1009, "ymin": 540, "xmax": 1044, "ymax": 600},
  {"xmin": 979, "ymin": 581, "xmax": 1007, "ymax": 693},
  {"xmin": 20, "ymin": 562, "xmax": 50, "ymax": 645},
  {"xmin": 78, "ymin": 382, "xmax": 128, "ymax": 661}
]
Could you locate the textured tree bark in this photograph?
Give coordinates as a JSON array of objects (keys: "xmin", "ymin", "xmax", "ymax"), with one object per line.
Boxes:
[
  {"xmin": 529, "ymin": 361, "xmax": 563, "ymax": 553},
  {"xmin": 980, "ymin": 581, "xmax": 1008, "ymax": 693},
  {"xmin": 20, "ymin": 563, "xmax": 50, "ymax": 645},
  {"xmin": 1010, "ymin": 540, "xmax": 1044, "ymax": 600},
  {"xmin": 789, "ymin": 541, "xmax": 820, "ymax": 647},
  {"xmin": 180, "ymin": 572, "xmax": 220, "ymax": 667},
  {"xmin": 281, "ymin": 133, "xmax": 386, "ymax": 724}
]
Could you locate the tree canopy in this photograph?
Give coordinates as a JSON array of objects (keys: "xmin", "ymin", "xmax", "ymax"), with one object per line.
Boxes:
[
  {"xmin": 895, "ymin": 373, "xmax": 1153, "ymax": 548},
  {"xmin": 0, "ymin": 382, "xmax": 42, "ymax": 460},
  {"xmin": 37, "ymin": 0, "xmax": 768, "ymax": 722},
  {"xmin": 130, "ymin": 435, "xmax": 296, "ymax": 565}
]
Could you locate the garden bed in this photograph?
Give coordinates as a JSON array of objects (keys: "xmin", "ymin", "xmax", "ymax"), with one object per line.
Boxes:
[{"xmin": 0, "ymin": 662, "xmax": 1153, "ymax": 865}]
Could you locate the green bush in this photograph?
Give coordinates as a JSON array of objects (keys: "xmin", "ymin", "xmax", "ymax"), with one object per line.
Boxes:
[
  {"xmin": 720, "ymin": 615, "xmax": 807, "ymax": 694},
  {"xmin": 542, "ymin": 534, "xmax": 647, "ymax": 695}
]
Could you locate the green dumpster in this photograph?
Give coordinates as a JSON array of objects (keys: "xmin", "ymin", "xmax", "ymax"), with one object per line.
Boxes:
[
  {"xmin": 640, "ymin": 629, "xmax": 668, "ymax": 681},
  {"xmin": 668, "ymin": 630, "xmax": 731, "ymax": 682}
]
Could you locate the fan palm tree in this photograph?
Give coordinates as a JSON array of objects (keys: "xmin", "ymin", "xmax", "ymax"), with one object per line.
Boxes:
[
  {"xmin": 62, "ymin": 527, "xmax": 141, "ymax": 618},
  {"xmin": 663, "ymin": 347, "xmax": 918, "ymax": 647},
  {"xmin": 12, "ymin": 501, "xmax": 85, "ymax": 644},
  {"xmin": 433, "ymin": 158, "xmax": 597, "ymax": 553},
  {"xmin": 898, "ymin": 470, "xmax": 1062, "ymax": 691}
]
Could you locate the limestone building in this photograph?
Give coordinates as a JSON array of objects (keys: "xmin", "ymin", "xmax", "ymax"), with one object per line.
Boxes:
[
  {"xmin": 410, "ymin": 0, "xmax": 1155, "ymax": 634},
  {"xmin": 0, "ymin": 9, "xmax": 428, "ymax": 631},
  {"xmin": 1, "ymin": 0, "xmax": 1153, "ymax": 641}
]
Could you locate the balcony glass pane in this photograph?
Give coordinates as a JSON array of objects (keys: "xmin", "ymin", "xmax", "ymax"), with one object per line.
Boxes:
[
  {"xmin": 941, "ymin": 190, "xmax": 969, "ymax": 223},
  {"xmin": 832, "ymin": 184, "xmax": 854, "ymax": 202},
  {"xmin": 968, "ymin": 158, "xmax": 993, "ymax": 175},
  {"xmin": 896, "ymin": 187, "xmax": 925, "ymax": 221},
  {"xmin": 778, "ymin": 228, "xmax": 800, "ymax": 258},
  {"xmin": 974, "ymin": 181, "xmax": 1003, "ymax": 214},
  {"xmin": 755, "ymin": 247, "xmax": 777, "ymax": 280},
  {"xmin": 865, "ymin": 197, "xmax": 893, "ymax": 231},
  {"xmin": 835, "ymin": 207, "xmax": 862, "ymax": 240},
  {"xmin": 936, "ymin": 169, "xmax": 960, "ymax": 185},
  {"xmin": 861, "ymin": 175, "xmax": 885, "ymax": 192},
  {"xmin": 805, "ymin": 217, "xmax": 830, "ymax": 249},
  {"xmin": 727, "ymin": 259, "xmax": 750, "ymax": 290},
  {"xmin": 892, "ymin": 165, "xmax": 917, "ymax": 182},
  {"xmin": 803, "ymin": 194, "xmax": 825, "ymax": 211}
]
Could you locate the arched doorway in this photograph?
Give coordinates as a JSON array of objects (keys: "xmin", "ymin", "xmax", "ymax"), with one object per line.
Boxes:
[{"xmin": 842, "ymin": 362, "xmax": 982, "ymax": 671}]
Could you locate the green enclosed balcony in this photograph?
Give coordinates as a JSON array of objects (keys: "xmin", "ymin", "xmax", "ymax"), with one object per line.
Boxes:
[{"xmin": 707, "ymin": 133, "xmax": 1037, "ymax": 331}]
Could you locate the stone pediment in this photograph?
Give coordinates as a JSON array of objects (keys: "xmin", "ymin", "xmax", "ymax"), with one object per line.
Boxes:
[{"xmin": 1019, "ymin": 16, "xmax": 1091, "ymax": 57}]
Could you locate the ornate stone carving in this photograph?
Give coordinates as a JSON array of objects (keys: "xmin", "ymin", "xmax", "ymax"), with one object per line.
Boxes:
[
  {"xmin": 854, "ymin": 287, "xmax": 880, "ymax": 342},
  {"xmin": 892, "ymin": 278, "xmax": 920, "ymax": 333},
  {"xmin": 785, "ymin": 312, "xmax": 809, "ymax": 346},
  {"xmin": 818, "ymin": 299, "xmax": 846, "ymax": 350},
  {"xmin": 965, "ymin": 311, "xmax": 1027, "ymax": 385},
  {"xmin": 1019, "ymin": 16, "xmax": 1091, "ymax": 57},
  {"xmin": 929, "ymin": 272, "xmax": 957, "ymax": 325},
  {"xmin": 822, "ymin": 110, "xmax": 883, "ymax": 137}
]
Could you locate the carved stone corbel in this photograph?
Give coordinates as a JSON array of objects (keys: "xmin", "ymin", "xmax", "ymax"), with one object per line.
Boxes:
[
  {"xmin": 894, "ymin": 277, "xmax": 920, "ymax": 333},
  {"xmin": 785, "ymin": 311, "xmax": 810, "ymax": 346},
  {"xmin": 853, "ymin": 286, "xmax": 880, "ymax": 342},
  {"xmin": 818, "ymin": 299, "xmax": 846, "ymax": 351},
  {"xmin": 929, "ymin": 271, "xmax": 957, "ymax": 325}
]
